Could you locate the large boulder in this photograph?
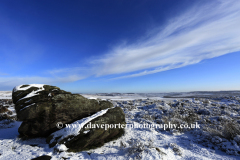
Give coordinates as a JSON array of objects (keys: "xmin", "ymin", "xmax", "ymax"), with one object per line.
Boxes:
[
  {"xmin": 13, "ymin": 84, "xmax": 114, "ymax": 137},
  {"xmin": 47, "ymin": 107, "xmax": 126, "ymax": 152}
]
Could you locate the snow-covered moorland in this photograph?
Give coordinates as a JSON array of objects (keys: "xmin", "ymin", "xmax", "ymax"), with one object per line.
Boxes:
[{"xmin": 0, "ymin": 91, "xmax": 240, "ymax": 159}]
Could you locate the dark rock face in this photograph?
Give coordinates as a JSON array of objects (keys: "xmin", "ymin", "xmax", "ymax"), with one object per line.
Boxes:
[
  {"xmin": 31, "ymin": 155, "xmax": 52, "ymax": 160},
  {"xmin": 13, "ymin": 84, "xmax": 114, "ymax": 137},
  {"xmin": 47, "ymin": 107, "xmax": 126, "ymax": 152}
]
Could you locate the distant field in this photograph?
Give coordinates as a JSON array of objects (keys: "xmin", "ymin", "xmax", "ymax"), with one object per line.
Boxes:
[{"xmin": 0, "ymin": 91, "xmax": 12, "ymax": 99}]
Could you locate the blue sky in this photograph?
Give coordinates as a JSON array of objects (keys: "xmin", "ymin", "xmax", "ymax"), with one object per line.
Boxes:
[{"xmin": 0, "ymin": 0, "xmax": 240, "ymax": 93}]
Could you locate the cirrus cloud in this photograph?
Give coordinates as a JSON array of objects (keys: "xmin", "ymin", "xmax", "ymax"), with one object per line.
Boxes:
[{"xmin": 90, "ymin": 0, "xmax": 240, "ymax": 79}]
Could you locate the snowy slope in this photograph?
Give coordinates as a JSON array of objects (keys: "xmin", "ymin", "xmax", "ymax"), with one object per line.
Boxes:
[
  {"xmin": 1, "ymin": 91, "xmax": 240, "ymax": 159},
  {"xmin": 0, "ymin": 91, "xmax": 12, "ymax": 99}
]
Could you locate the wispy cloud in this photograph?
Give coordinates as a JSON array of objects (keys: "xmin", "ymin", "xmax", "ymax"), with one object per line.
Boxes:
[
  {"xmin": 47, "ymin": 67, "xmax": 88, "ymax": 77},
  {"xmin": 1, "ymin": 0, "xmax": 239, "ymax": 90},
  {"xmin": 0, "ymin": 75, "xmax": 85, "ymax": 90},
  {"xmin": 0, "ymin": 67, "xmax": 89, "ymax": 90},
  {"xmin": 90, "ymin": 0, "xmax": 240, "ymax": 79}
]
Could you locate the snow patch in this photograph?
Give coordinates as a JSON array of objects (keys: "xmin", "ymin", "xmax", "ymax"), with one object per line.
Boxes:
[
  {"xmin": 16, "ymin": 84, "xmax": 45, "ymax": 102},
  {"xmin": 20, "ymin": 103, "xmax": 35, "ymax": 111},
  {"xmin": 13, "ymin": 84, "xmax": 45, "ymax": 92},
  {"xmin": 88, "ymin": 97, "xmax": 97, "ymax": 99},
  {"xmin": 83, "ymin": 130, "xmax": 90, "ymax": 134},
  {"xmin": 50, "ymin": 107, "xmax": 112, "ymax": 144},
  {"xmin": 0, "ymin": 91, "xmax": 12, "ymax": 99},
  {"xmin": 55, "ymin": 144, "xmax": 68, "ymax": 152}
]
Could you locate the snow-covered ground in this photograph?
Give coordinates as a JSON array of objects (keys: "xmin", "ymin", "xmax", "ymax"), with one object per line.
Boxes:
[
  {"xmin": 1, "ymin": 91, "xmax": 240, "ymax": 159},
  {"xmin": 0, "ymin": 91, "xmax": 12, "ymax": 99}
]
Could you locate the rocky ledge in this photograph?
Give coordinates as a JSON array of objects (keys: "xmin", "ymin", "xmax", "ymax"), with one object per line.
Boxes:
[{"xmin": 12, "ymin": 84, "xmax": 125, "ymax": 151}]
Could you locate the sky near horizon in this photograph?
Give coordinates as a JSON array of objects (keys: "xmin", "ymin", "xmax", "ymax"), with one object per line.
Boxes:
[{"xmin": 0, "ymin": 0, "xmax": 240, "ymax": 93}]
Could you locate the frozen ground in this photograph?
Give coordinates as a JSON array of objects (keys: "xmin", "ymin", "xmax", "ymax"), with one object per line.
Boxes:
[
  {"xmin": 0, "ymin": 91, "xmax": 12, "ymax": 99},
  {"xmin": 0, "ymin": 91, "xmax": 240, "ymax": 159}
]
